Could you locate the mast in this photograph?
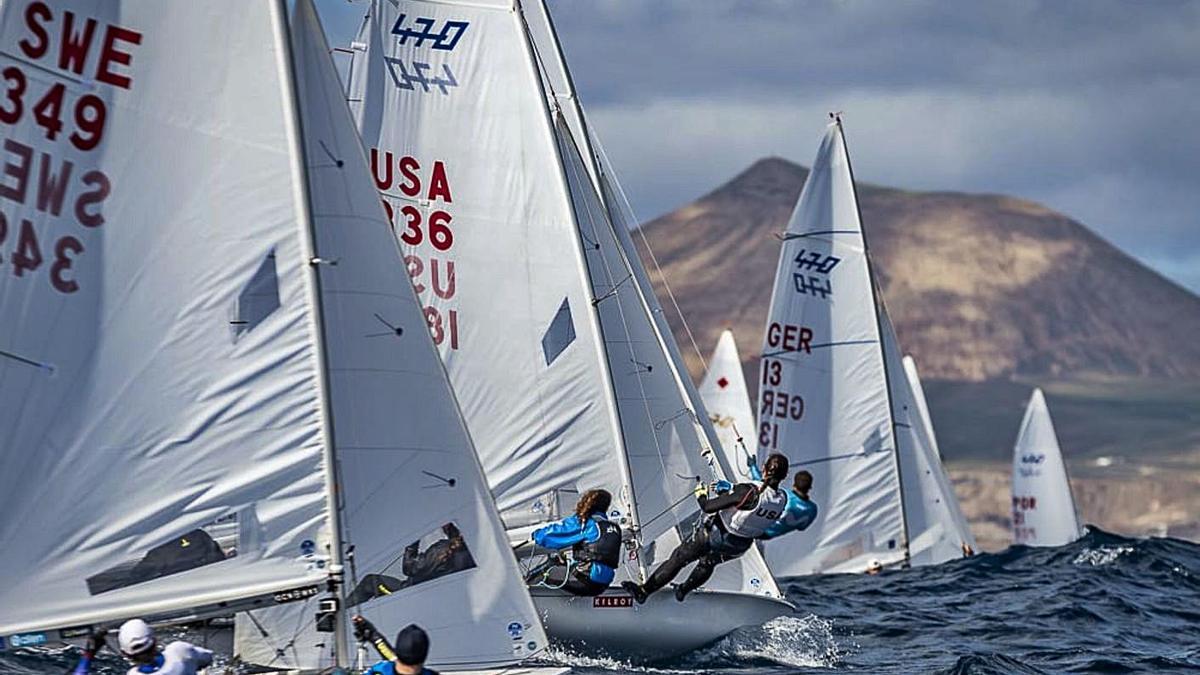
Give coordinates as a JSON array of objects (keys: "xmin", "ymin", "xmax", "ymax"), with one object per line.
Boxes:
[
  {"xmin": 834, "ymin": 115, "xmax": 912, "ymax": 567},
  {"xmin": 512, "ymin": 1, "xmax": 646, "ymax": 576},
  {"xmin": 529, "ymin": 0, "xmax": 603, "ymax": 191},
  {"xmin": 529, "ymin": 0, "xmax": 730, "ymax": 480},
  {"xmin": 269, "ymin": 0, "xmax": 348, "ymax": 661}
]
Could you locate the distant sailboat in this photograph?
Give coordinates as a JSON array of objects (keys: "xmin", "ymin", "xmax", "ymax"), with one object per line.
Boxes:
[
  {"xmin": 347, "ymin": 0, "xmax": 790, "ymax": 657},
  {"xmin": 901, "ymin": 355, "xmax": 977, "ymax": 558},
  {"xmin": 1011, "ymin": 389, "xmax": 1084, "ymax": 547},
  {"xmin": 0, "ymin": 1, "xmax": 546, "ymax": 671},
  {"xmin": 756, "ymin": 118, "xmax": 974, "ymax": 576},
  {"xmin": 699, "ymin": 330, "xmax": 760, "ymax": 483}
]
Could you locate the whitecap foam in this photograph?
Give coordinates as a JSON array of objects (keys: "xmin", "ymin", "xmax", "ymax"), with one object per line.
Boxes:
[
  {"xmin": 540, "ymin": 646, "xmax": 691, "ymax": 673},
  {"xmin": 692, "ymin": 614, "xmax": 846, "ymax": 670},
  {"xmin": 1072, "ymin": 545, "xmax": 1134, "ymax": 566},
  {"xmin": 541, "ymin": 614, "xmax": 845, "ymax": 671}
]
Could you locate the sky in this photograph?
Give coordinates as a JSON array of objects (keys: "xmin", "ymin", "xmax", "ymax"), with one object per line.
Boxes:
[{"xmin": 316, "ymin": 1, "xmax": 1200, "ymax": 294}]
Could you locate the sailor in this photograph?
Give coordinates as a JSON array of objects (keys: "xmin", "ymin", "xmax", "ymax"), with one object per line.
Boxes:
[
  {"xmin": 115, "ymin": 619, "xmax": 213, "ymax": 675},
  {"xmin": 747, "ymin": 460, "xmax": 818, "ymax": 540},
  {"xmin": 528, "ymin": 489, "xmax": 622, "ymax": 596},
  {"xmin": 68, "ymin": 631, "xmax": 107, "ymax": 675},
  {"xmin": 354, "ymin": 615, "xmax": 440, "ymax": 675},
  {"xmin": 623, "ymin": 454, "xmax": 791, "ymax": 603}
]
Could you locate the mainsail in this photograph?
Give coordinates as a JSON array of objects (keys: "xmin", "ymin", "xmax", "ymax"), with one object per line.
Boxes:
[
  {"xmin": 880, "ymin": 314, "xmax": 975, "ymax": 565},
  {"xmin": 346, "ymin": 0, "xmax": 781, "ymax": 598},
  {"xmin": 755, "ymin": 120, "xmax": 908, "ymax": 576},
  {"xmin": 521, "ymin": 0, "xmax": 781, "ymax": 596},
  {"xmin": 1011, "ymin": 388, "xmax": 1083, "ymax": 547},
  {"xmin": 237, "ymin": 2, "xmax": 547, "ymax": 671},
  {"xmin": 0, "ymin": 0, "xmax": 543, "ymax": 668},
  {"xmin": 699, "ymin": 330, "xmax": 759, "ymax": 483},
  {"xmin": 902, "ymin": 355, "xmax": 976, "ymax": 557}
]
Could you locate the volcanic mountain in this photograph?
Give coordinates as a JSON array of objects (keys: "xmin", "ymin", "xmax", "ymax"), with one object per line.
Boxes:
[{"xmin": 637, "ymin": 157, "xmax": 1200, "ymax": 385}]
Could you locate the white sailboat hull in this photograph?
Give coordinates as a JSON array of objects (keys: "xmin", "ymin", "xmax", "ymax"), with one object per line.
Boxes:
[{"xmin": 530, "ymin": 587, "xmax": 794, "ymax": 659}]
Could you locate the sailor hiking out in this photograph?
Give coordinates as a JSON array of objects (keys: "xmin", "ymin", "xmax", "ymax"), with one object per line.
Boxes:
[
  {"xmin": 529, "ymin": 489, "xmax": 623, "ymax": 596},
  {"xmin": 624, "ymin": 454, "xmax": 791, "ymax": 603},
  {"xmin": 748, "ymin": 459, "xmax": 818, "ymax": 540},
  {"xmin": 68, "ymin": 619, "xmax": 214, "ymax": 675}
]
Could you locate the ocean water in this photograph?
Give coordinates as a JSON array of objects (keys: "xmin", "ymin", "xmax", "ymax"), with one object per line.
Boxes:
[{"xmin": 4, "ymin": 528, "xmax": 1198, "ymax": 674}]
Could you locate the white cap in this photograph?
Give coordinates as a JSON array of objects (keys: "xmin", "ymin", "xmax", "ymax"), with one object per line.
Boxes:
[{"xmin": 118, "ymin": 619, "xmax": 155, "ymax": 656}]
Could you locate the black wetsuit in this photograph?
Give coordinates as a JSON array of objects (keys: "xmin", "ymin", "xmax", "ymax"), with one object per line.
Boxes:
[{"xmin": 636, "ymin": 484, "xmax": 761, "ymax": 599}]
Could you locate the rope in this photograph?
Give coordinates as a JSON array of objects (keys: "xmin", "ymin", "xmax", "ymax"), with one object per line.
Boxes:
[
  {"xmin": 638, "ymin": 480, "xmax": 701, "ymax": 531},
  {"xmin": 588, "ymin": 132, "xmax": 713, "ymax": 381},
  {"xmin": 555, "ymin": 122, "xmax": 677, "ymax": 553}
]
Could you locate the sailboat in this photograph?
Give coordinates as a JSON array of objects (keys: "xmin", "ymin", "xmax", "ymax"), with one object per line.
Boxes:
[
  {"xmin": 699, "ymin": 330, "xmax": 760, "ymax": 483},
  {"xmin": 346, "ymin": 0, "xmax": 791, "ymax": 658},
  {"xmin": 901, "ymin": 355, "xmax": 977, "ymax": 559},
  {"xmin": 0, "ymin": 1, "xmax": 547, "ymax": 672},
  {"xmin": 755, "ymin": 118, "xmax": 974, "ymax": 576},
  {"xmin": 1011, "ymin": 389, "xmax": 1084, "ymax": 547}
]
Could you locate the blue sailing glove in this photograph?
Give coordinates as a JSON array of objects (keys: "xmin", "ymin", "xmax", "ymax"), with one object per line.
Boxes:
[{"xmin": 714, "ymin": 480, "xmax": 733, "ymax": 494}]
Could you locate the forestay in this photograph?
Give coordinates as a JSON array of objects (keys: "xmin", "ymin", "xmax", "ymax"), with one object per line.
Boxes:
[
  {"xmin": 756, "ymin": 122, "xmax": 909, "ymax": 576},
  {"xmin": 902, "ymin": 355, "xmax": 976, "ymax": 557},
  {"xmin": 699, "ymin": 330, "xmax": 759, "ymax": 483},
  {"xmin": 1011, "ymin": 389, "xmax": 1083, "ymax": 547},
  {"xmin": 235, "ymin": 2, "xmax": 546, "ymax": 670}
]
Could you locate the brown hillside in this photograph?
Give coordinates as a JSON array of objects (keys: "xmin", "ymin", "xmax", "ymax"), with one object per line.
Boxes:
[{"xmin": 638, "ymin": 157, "xmax": 1200, "ymax": 383}]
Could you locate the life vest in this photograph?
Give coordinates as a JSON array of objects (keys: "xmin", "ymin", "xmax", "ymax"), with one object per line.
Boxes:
[
  {"xmin": 720, "ymin": 485, "xmax": 788, "ymax": 539},
  {"xmin": 572, "ymin": 516, "xmax": 622, "ymax": 568}
]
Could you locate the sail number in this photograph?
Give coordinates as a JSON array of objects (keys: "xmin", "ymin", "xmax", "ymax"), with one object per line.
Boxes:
[
  {"xmin": 757, "ymin": 359, "xmax": 804, "ymax": 452},
  {"xmin": 373, "ymin": 149, "xmax": 462, "ymax": 351},
  {"xmin": 765, "ymin": 322, "xmax": 814, "ymax": 354},
  {"xmin": 1011, "ymin": 495, "xmax": 1038, "ymax": 543},
  {"xmin": 0, "ymin": 3, "xmax": 140, "ymax": 295}
]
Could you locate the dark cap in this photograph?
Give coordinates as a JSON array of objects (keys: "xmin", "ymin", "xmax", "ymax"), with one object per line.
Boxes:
[{"xmin": 395, "ymin": 624, "xmax": 431, "ymax": 666}]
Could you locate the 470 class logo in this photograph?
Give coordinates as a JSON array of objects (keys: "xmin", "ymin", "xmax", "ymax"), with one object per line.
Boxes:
[
  {"xmin": 392, "ymin": 14, "xmax": 468, "ymax": 51},
  {"xmin": 386, "ymin": 14, "xmax": 470, "ymax": 95}
]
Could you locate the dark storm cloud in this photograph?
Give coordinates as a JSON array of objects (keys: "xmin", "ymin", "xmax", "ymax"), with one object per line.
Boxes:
[{"xmin": 316, "ymin": 1, "xmax": 1200, "ymax": 291}]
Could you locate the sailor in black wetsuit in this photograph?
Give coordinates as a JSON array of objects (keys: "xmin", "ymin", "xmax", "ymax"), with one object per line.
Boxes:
[
  {"xmin": 623, "ymin": 454, "xmax": 790, "ymax": 603},
  {"xmin": 530, "ymin": 489, "xmax": 623, "ymax": 596}
]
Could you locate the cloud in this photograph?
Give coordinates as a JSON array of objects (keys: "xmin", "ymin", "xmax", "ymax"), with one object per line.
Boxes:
[
  {"xmin": 315, "ymin": 1, "xmax": 1200, "ymax": 292},
  {"xmin": 547, "ymin": 1, "xmax": 1200, "ymax": 291}
]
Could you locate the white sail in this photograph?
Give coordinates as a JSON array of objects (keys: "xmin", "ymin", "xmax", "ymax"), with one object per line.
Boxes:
[
  {"xmin": 347, "ymin": 0, "xmax": 636, "ymax": 549},
  {"xmin": 880, "ymin": 314, "xmax": 973, "ymax": 566},
  {"xmin": 902, "ymin": 355, "xmax": 976, "ymax": 555},
  {"xmin": 345, "ymin": 0, "xmax": 780, "ymax": 604},
  {"xmin": 756, "ymin": 122, "xmax": 909, "ymax": 576},
  {"xmin": 699, "ymin": 330, "xmax": 758, "ymax": 483},
  {"xmin": 1011, "ymin": 389, "xmax": 1083, "ymax": 547},
  {"xmin": 520, "ymin": 2, "xmax": 781, "ymax": 596},
  {"xmin": 234, "ymin": 1, "xmax": 547, "ymax": 671},
  {"xmin": 0, "ymin": 0, "xmax": 337, "ymax": 637}
]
